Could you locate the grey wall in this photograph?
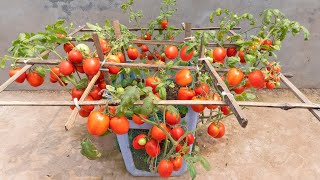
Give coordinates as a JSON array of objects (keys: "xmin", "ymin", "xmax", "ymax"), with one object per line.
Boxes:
[{"xmin": 0, "ymin": 0, "xmax": 320, "ymax": 90}]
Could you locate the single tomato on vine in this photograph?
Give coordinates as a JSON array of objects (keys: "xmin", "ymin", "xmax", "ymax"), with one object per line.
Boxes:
[
  {"xmin": 9, "ymin": 67, "xmax": 26, "ymax": 83},
  {"xmin": 175, "ymin": 69, "xmax": 193, "ymax": 86}
]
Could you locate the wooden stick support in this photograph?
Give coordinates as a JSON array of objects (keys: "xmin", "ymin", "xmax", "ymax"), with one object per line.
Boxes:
[
  {"xmin": 112, "ymin": 20, "xmax": 128, "ymax": 63},
  {"xmin": 80, "ymin": 26, "xmax": 241, "ymax": 32},
  {"xmin": 280, "ymin": 73, "xmax": 320, "ymax": 121},
  {"xmin": 65, "ymin": 32, "xmax": 110, "ymax": 130},
  {"xmin": 1, "ymin": 100, "xmax": 318, "ymax": 110},
  {"xmin": 92, "ymin": 33, "xmax": 112, "ymax": 85},
  {"xmin": 202, "ymin": 59, "xmax": 248, "ymax": 128},
  {"xmin": 64, "ymin": 71, "xmax": 101, "ymax": 130}
]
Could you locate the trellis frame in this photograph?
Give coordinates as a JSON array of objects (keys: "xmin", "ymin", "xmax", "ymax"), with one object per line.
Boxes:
[{"xmin": 0, "ymin": 21, "xmax": 319, "ymax": 130}]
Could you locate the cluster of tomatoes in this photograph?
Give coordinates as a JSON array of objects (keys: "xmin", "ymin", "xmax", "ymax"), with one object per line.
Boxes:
[{"xmin": 131, "ymin": 110, "xmax": 193, "ymax": 177}]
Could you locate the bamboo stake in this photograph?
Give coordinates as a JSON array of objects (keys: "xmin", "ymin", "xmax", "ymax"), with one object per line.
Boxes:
[
  {"xmin": 1, "ymin": 100, "xmax": 319, "ymax": 110},
  {"xmin": 64, "ymin": 32, "xmax": 107, "ymax": 130},
  {"xmin": 280, "ymin": 73, "xmax": 320, "ymax": 121},
  {"xmin": 79, "ymin": 26, "xmax": 241, "ymax": 32},
  {"xmin": 202, "ymin": 58, "xmax": 248, "ymax": 128},
  {"xmin": 64, "ymin": 71, "xmax": 101, "ymax": 130}
]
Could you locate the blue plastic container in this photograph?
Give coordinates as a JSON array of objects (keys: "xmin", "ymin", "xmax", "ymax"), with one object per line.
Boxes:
[{"xmin": 116, "ymin": 106, "xmax": 199, "ymax": 176}]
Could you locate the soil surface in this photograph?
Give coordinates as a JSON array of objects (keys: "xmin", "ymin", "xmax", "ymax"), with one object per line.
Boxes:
[{"xmin": 0, "ymin": 89, "xmax": 319, "ymax": 179}]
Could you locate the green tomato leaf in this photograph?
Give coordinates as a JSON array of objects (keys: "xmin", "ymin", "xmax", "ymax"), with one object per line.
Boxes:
[
  {"xmin": 244, "ymin": 54, "xmax": 256, "ymax": 64},
  {"xmin": 226, "ymin": 56, "xmax": 240, "ymax": 68},
  {"xmin": 199, "ymin": 156, "xmax": 211, "ymax": 171},
  {"xmin": 0, "ymin": 57, "xmax": 6, "ymax": 69},
  {"xmin": 301, "ymin": 26, "xmax": 310, "ymax": 40},
  {"xmin": 80, "ymin": 137, "xmax": 102, "ymax": 160},
  {"xmin": 159, "ymin": 87, "xmax": 167, "ymax": 100},
  {"xmin": 76, "ymin": 78, "xmax": 88, "ymax": 90},
  {"xmin": 187, "ymin": 163, "xmax": 197, "ymax": 180},
  {"xmin": 35, "ymin": 66, "xmax": 46, "ymax": 77},
  {"xmin": 215, "ymin": 8, "xmax": 222, "ymax": 16}
]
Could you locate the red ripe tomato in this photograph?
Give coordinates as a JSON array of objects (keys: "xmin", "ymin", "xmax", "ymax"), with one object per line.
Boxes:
[
  {"xmin": 144, "ymin": 32, "xmax": 152, "ymax": 40},
  {"xmin": 177, "ymin": 87, "xmax": 195, "ymax": 100},
  {"xmin": 83, "ymin": 58, "xmax": 100, "ymax": 76},
  {"xmin": 49, "ymin": 66, "xmax": 60, "ymax": 81},
  {"xmin": 9, "ymin": 67, "xmax": 26, "ymax": 83},
  {"xmin": 76, "ymin": 65, "xmax": 85, "ymax": 73},
  {"xmin": 100, "ymin": 39, "xmax": 111, "ymax": 54},
  {"xmin": 139, "ymin": 52, "xmax": 147, "ymax": 60},
  {"xmin": 175, "ymin": 144, "xmax": 190, "ymax": 155},
  {"xmin": 158, "ymin": 160, "xmax": 173, "ymax": 178},
  {"xmin": 244, "ymin": 79, "xmax": 251, "ymax": 88},
  {"xmin": 136, "ymin": 37, "xmax": 143, "ymax": 47},
  {"xmin": 215, "ymin": 122, "xmax": 225, "ymax": 138},
  {"xmin": 184, "ymin": 134, "xmax": 195, "ymax": 145},
  {"xmin": 59, "ymin": 60, "xmax": 74, "ymax": 76},
  {"xmin": 238, "ymin": 51, "xmax": 246, "ymax": 63},
  {"xmin": 221, "ymin": 106, "xmax": 230, "ymax": 115},
  {"xmin": 89, "ymin": 86, "xmax": 102, "ymax": 100},
  {"xmin": 71, "ymin": 87, "xmax": 84, "ymax": 100},
  {"xmin": 147, "ymin": 53, "xmax": 154, "ymax": 60},
  {"xmin": 227, "ymin": 47, "xmax": 237, "ymax": 57},
  {"xmin": 132, "ymin": 134, "xmax": 147, "ymax": 150},
  {"xmin": 110, "ymin": 116, "xmax": 130, "ymax": 135},
  {"xmin": 87, "ymin": 110, "xmax": 110, "ymax": 136},
  {"xmin": 145, "ymin": 139, "xmax": 160, "ymax": 157},
  {"xmin": 233, "ymin": 86, "xmax": 245, "ymax": 94},
  {"xmin": 194, "ymin": 83, "xmax": 210, "ymax": 96},
  {"xmin": 145, "ymin": 76, "xmax": 160, "ymax": 93},
  {"xmin": 180, "ymin": 46, "xmax": 194, "ymax": 61},
  {"xmin": 79, "ymin": 109, "xmax": 90, "ymax": 117},
  {"xmin": 227, "ymin": 68, "xmax": 244, "ymax": 86},
  {"xmin": 116, "ymin": 52, "xmax": 125, "ymax": 63},
  {"xmin": 207, "ymin": 123, "xmax": 219, "ymax": 138},
  {"xmin": 165, "ymin": 111, "xmax": 181, "ymax": 125},
  {"xmin": 161, "ymin": 20, "xmax": 168, "ymax": 29},
  {"xmin": 141, "ymin": 45, "xmax": 149, "ymax": 52},
  {"xmin": 206, "ymin": 93, "xmax": 221, "ymax": 109},
  {"xmin": 266, "ymin": 81, "xmax": 275, "ymax": 90},
  {"xmin": 68, "ymin": 50, "xmax": 83, "ymax": 64},
  {"xmin": 151, "ymin": 123, "xmax": 170, "ymax": 141},
  {"xmin": 98, "ymin": 81, "xmax": 106, "ymax": 89},
  {"xmin": 81, "ymin": 95, "xmax": 94, "ymax": 112},
  {"xmin": 50, "ymin": 76, "xmax": 57, "ymax": 83},
  {"xmin": 212, "ymin": 47, "xmax": 227, "ymax": 63},
  {"xmin": 191, "ymin": 96, "xmax": 206, "ymax": 113},
  {"xmin": 262, "ymin": 39, "xmax": 273, "ymax": 50},
  {"xmin": 171, "ymin": 157, "xmax": 183, "ymax": 171},
  {"xmin": 127, "ymin": 47, "xmax": 139, "ymax": 60},
  {"xmin": 108, "ymin": 106, "xmax": 117, "ymax": 117},
  {"xmin": 165, "ymin": 46, "xmax": 178, "ymax": 60},
  {"xmin": 132, "ymin": 114, "xmax": 147, "ymax": 125},
  {"xmin": 106, "ymin": 55, "xmax": 120, "ymax": 75},
  {"xmin": 170, "ymin": 127, "xmax": 185, "ymax": 141},
  {"xmin": 63, "ymin": 42, "xmax": 75, "ymax": 53},
  {"xmin": 248, "ymin": 70, "xmax": 265, "ymax": 89},
  {"xmin": 27, "ymin": 71, "xmax": 44, "ymax": 87},
  {"xmin": 175, "ymin": 69, "xmax": 193, "ymax": 86}
]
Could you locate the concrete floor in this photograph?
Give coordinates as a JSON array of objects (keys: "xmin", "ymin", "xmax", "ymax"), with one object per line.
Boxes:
[{"xmin": 0, "ymin": 89, "xmax": 320, "ymax": 180}]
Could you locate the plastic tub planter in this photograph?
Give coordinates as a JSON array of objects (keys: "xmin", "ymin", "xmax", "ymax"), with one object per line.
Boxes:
[{"xmin": 116, "ymin": 106, "xmax": 199, "ymax": 177}]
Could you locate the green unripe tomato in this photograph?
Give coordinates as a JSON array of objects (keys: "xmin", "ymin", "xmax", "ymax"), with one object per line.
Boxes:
[
  {"xmin": 117, "ymin": 87, "xmax": 124, "ymax": 94},
  {"xmin": 138, "ymin": 138, "xmax": 146, "ymax": 146},
  {"xmin": 275, "ymin": 82, "xmax": 281, "ymax": 88},
  {"xmin": 75, "ymin": 44, "xmax": 90, "ymax": 56},
  {"xmin": 193, "ymin": 50, "xmax": 199, "ymax": 57}
]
